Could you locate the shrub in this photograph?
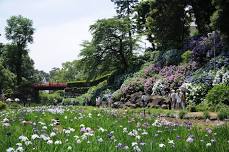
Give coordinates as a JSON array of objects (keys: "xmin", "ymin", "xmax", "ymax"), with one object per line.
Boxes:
[
  {"xmin": 179, "ymin": 110, "xmax": 187, "ymax": 119},
  {"xmin": 213, "ymin": 67, "xmax": 229, "ymax": 85},
  {"xmin": 218, "ymin": 108, "xmax": 229, "ymax": 120},
  {"xmin": 0, "ymin": 101, "xmax": 6, "ymax": 110},
  {"xmin": 187, "ymin": 103, "xmax": 197, "ymax": 112},
  {"xmin": 144, "ymin": 51, "xmax": 160, "ymax": 63},
  {"xmin": 184, "ymin": 32, "xmax": 223, "ymax": 64},
  {"xmin": 39, "ymin": 92, "xmax": 63, "ymax": 105},
  {"xmin": 196, "ymin": 102, "xmax": 210, "ymax": 112},
  {"xmin": 151, "ymin": 79, "xmax": 169, "ymax": 96},
  {"xmin": 162, "ymin": 49, "xmax": 182, "ymax": 66},
  {"xmin": 112, "ymin": 89, "xmax": 123, "ymax": 102},
  {"xmin": 7, "ymin": 102, "xmax": 21, "ymax": 109},
  {"xmin": 144, "ymin": 77, "xmax": 156, "ymax": 94},
  {"xmin": 144, "ymin": 64, "xmax": 161, "ymax": 77},
  {"xmin": 206, "ymin": 84, "xmax": 229, "ymax": 106},
  {"xmin": 121, "ymin": 77, "xmax": 144, "ymax": 95},
  {"xmin": 203, "ymin": 111, "xmax": 210, "ymax": 119},
  {"xmin": 181, "ymin": 50, "xmax": 192, "ymax": 63},
  {"xmin": 186, "ymin": 83, "xmax": 210, "ymax": 105}
]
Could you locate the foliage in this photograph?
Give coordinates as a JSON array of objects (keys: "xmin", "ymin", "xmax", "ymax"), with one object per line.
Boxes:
[
  {"xmin": 206, "ymin": 84, "xmax": 229, "ymax": 106},
  {"xmin": 143, "ymin": 51, "xmax": 161, "ymax": 63},
  {"xmin": 1, "ymin": 44, "xmax": 37, "ymax": 82},
  {"xmin": 211, "ymin": 0, "xmax": 229, "ymax": 43},
  {"xmin": 162, "ymin": 49, "xmax": 182, "ymax": 66},
  {"xmin": 79, "ymin": 18, "xmax": 138, "ymax": 79},
  {"xmin": 191, "ymin": 0, "xmax": 215, "ymax": 35},
  {"xmin": 195, "ymin": 101, "xmax": 210, "ymax": 112},
  {"xmin": 49, "ymin": 60, "xmax": 85, "ymax": 82},
  {"xmin": 181, "ymin": 50, "xmax": 192, "ymax": 63},
  {"xmin": 0, "ymin": 60, "xmax": 16, "ymax": 92},
  {"xmin": 136, "ymin": 0, "xmax": 191, "ymax": 50},
  {"xmin": 0, "ymin": 101, "xmax": 6, "ymax": 110},
  {"xmin": 111, "ymin": 0, "xmax": 138, "ymax": 18}
]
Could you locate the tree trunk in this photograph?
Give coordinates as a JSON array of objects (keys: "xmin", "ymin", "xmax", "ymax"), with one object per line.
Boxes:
[
  {"xmin": 127, "ymin": 3, "xmax": 133, "ymax": 54},
  {"xmin": 119, "ymin": 39, "xmax": 128, "ymax": 71},
  {"xmin": 16, "ymin": 44, "xmax": 23, "ymax": 85}
]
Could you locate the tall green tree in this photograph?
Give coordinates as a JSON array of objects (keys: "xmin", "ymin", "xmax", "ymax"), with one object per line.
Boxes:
[
  {"xmin": 5, "ymin": 15, "xmax": 34, "ymax": 84},
  {"xmin": 136, "ymin": 0, "xmax": 190, "ymax": 50},
  {"xmin": 190, "ymin": 0, "xmax": 215, "ymax": 35},
  {"xmin": 211, "ymin": 0, "xmax": 229, "ymax": 44},
  {"xmin": 111, "ymin": 0, "xmax": 138, "ymax": 54},
  {"xmin": 80, "ymin": 18, "xmax": 137, "ymax": 78}
]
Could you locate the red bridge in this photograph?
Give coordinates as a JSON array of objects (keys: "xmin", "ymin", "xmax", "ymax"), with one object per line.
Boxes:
[{"xmin": 33, "ymin": 82, "xmax": 67, "ymax": 90}]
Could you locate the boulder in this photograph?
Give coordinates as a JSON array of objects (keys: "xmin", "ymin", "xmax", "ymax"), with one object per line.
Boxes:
[
  {"xmin": 129, "ymin": 92, "xmax": 143, "ymax": 104},
  {"xmin": 148, "ymin": 95, "xmax": 170, "ymax": 108},
  {"xmin": 125, "ymin": 101, "xmax": 137, "ymax": 108},
  {"xmin": 161, "ymin": 104, "xmax": 169, "ymax": 109},
  {"xmin": 112, "ymin": 102, "xmax": 124, "ymax": 108}
]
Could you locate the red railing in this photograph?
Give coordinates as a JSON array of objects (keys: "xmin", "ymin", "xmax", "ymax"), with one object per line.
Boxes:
[{"xmin": 33, "ymin": 82, "xmax": 67, "ymax": 90}]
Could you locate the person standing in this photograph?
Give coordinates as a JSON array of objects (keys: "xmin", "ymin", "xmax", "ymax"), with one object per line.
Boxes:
[
  {"xmin": 141, "ymin": 93, "xmax": 149, "ymax": 117},
  {"xmin": 175, "ymin": 90, "xmax": 182, "ymax": 109},
  {"xmin": 169, "ymin": 90, "xmax": 177, "ymax": 109},
  {"xmin": 107, "ymin": 93, "xmax": 112, "ymax": 107},
  {"xmin": 96, "ymin": 96, "xmax": 101, "ymax": 107}
]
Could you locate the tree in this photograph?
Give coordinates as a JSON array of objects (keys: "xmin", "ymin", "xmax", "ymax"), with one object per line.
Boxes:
[
  {"xmin": 190, "ymin": 0, "xmax": 215, "ymax": 35},
  {"xmin": 211, "ymin": 0, "xmax": 229, "ymax": 44},
  {"xmin": 136, "ymin": 0, "xmax": 191, "ymax": 50},
  {"xmin": 111, "ymin": 0, "xmax": 138, "ymax": 54},
  {"xmin": 5, "ymin": 15, "xmax": 34, "ymax": 85},
  {"xmin": 49, "ymin": 60, "xmax": 85, "ymax": 82},
  {"xmin": 111, "ymin": 0, "xmax": 138, "ymax": 17},
  {"xmin": 80, "ymin": 18, "xmax": 137, "ymax": 78}
]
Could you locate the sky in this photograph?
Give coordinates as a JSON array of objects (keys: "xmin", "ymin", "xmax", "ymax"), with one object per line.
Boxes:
[{"xmin": 0, "ymin": 0, "xmax": 116, "ymax": 72}]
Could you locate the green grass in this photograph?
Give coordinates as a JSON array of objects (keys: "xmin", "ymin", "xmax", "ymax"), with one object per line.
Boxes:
[{"xmin": 0, "ymin": 106, "xmax": 229, "ymax": 152}]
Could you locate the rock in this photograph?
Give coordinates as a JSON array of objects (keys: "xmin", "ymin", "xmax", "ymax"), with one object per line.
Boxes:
[
  {"xmin": 112, "ymin": 102, "xmax": 124, "ymax": 108},
  {"xmin": 130, "ymin": 92, "xmax": 143, "ymax": 104},
  {"xmin": 125, "ymin": 102, "xmax": 136, "ymax": 108},
  {"xmin": 161, "ymin": 104, "xmax": 169, "ymax": 109},
  {"xmin": 147, "ymin": 102, "xmax": 160, "ymax": 108},
  {"xmin": 148, "ymin": 95, "xmax": 169, "ymax": 108}
]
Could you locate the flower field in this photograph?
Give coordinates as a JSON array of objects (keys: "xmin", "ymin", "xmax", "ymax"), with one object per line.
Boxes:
[{"xmin": 1, "ymin": 106, "xmax": 229, "ymax": 152}]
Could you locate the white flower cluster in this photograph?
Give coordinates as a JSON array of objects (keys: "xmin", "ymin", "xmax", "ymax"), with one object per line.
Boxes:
[
  {"xmin": 213, "ymin": 67, "xmax": 229, "ymax": 85},
  {"xmin": 151, "ymin": 79, "xmax": 166, "ymax": 96}
]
